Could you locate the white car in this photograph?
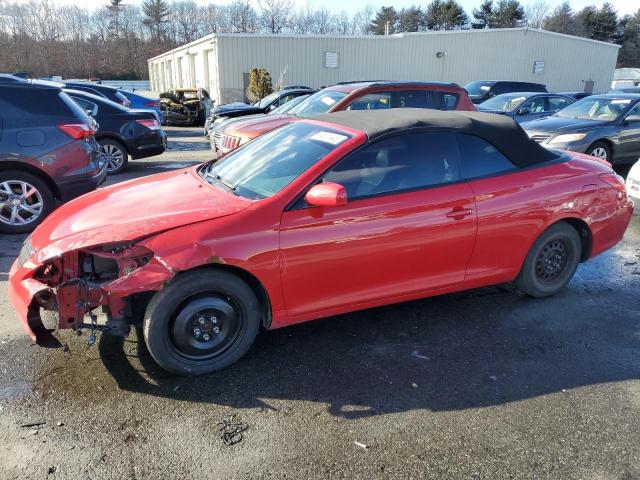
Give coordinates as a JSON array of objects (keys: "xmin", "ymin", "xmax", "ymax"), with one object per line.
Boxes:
[{"xmin": 627, "ymin": 158, "xmax": 640, "ymax": 211}]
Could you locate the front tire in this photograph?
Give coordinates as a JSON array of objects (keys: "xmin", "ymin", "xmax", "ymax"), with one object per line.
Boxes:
[
  {"xmin": 143, "ymin": 270, "xmax": 260, "ymax": 376},
  {"xmin": 98, "ymin": 138, "xmax": 129, "ymax": 174},
  {"xmin": 586, "ymin": 141, "xmax": 611, "ymax": 163},
  {"xmin": 0, "ymin": 170, "xmax": 54, "ymax": 234},
  {"xmin": 515, "ymin": 222, "xmax": 582, "ymax": 297}
]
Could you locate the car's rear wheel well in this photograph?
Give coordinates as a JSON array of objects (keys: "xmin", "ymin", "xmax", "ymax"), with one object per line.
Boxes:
[
  {"xmin": 557, "ymin": 218, "xmax": 592, "ymax": 262},
  {"xmin": 178, "ymin": 264, "xmax": 272, "ymax": 329},
  {"xmin": 0, "ymin": 162, "xmax": 61, "ymax": 200},
  {"xmin": 96, "ymin": 134, "xmax": 129, "ymax": 154}
]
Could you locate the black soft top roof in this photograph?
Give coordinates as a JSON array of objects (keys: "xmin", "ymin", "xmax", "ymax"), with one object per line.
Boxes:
[{"xmin": 313, "ymin": 108, "xmax": 558, "ymax": 168}]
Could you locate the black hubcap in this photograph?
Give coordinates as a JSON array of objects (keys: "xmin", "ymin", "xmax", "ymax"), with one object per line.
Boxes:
[
  {"xmin": 170, "ymin": 295, "xmax": 241, "ymax": 360},
  {"xmin": 535, "ymin": 240, "xmax": 568, "ymax": 283}
]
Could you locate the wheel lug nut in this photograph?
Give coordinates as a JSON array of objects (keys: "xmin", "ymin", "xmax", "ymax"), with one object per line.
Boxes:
[
  {"xmin": 211, "ymin": 317, "xmax": 217, "ymax": 324},
  {"xmin": 202, "ymin": 333, "xmax": 210, "ymax": 341},
  {"xmin": 198, "ymin": 317, "xmax": 205, "ymax": 324},
  {"xmin": 213, "ymin": 327, "xmax": 220, "ymax": 334},
  {"xmin": 193, "ymin": 328, "xmax": 201, "ymax": 336}
]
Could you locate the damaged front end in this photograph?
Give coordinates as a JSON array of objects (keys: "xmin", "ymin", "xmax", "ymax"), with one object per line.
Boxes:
[{"xmin": 9, "ymin": 240, "xmax": 175, "ymax": 344}]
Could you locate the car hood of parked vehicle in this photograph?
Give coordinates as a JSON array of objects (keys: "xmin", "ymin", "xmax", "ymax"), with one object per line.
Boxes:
[
  {"xmin": 28, "ymin": 166, "xmax": 252, "ymax": 261},
  {"xmin": 475, "ymin": 106, "xmax": 512, "ymax": 116},
  {"xmin": 213, "ymin": 102, "xmax": 262, "ymax": 115},
  {"xmin": 224, "ymin": 114, "xmax": 296, "ymax": 139},
  {"xmin": 522, "ymin": 115, "xmax": 611, "ymax": 132}
]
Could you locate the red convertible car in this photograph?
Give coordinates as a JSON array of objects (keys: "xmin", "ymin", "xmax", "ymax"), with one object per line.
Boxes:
[{"xmin": 9, "ymin": 109, "xmax": 633, "ymax": 375}]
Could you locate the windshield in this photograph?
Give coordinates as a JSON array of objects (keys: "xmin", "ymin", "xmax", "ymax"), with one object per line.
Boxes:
[
  {"xmin": 554, "ymin": 97, "xmax": 632, "ymax": 121},
  {"xmin": 464, "ymin": 81, "xmax": 494, "ymax": 97},
  {"xmin": 255, "ymin": 91, "xmax": 281, "ymax": 109},
  {"xmin": 288, "ymin": 90, "xmax": 348, "ymax": 117},
  {"xmin": 201, "ymin": 122, "xmax": 352, "ymax": 200},
  {"xmin": 480, "ymin": 94, "xmax": 528, "ymax": 111},
  {"xmin": 271, "ymin": 94, "xmax": 310, "ymax": 115}
]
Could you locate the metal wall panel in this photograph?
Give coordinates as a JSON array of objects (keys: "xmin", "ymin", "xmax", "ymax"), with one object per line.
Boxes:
[{"xmin": 148, "ymin": 29, "xmax": 619, "ymax": 104}]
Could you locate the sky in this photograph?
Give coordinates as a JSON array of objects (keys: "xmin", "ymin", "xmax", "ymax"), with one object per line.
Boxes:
[{"xmin": 17, "ymin": 0, "xmax": 640, "ymax": 16}]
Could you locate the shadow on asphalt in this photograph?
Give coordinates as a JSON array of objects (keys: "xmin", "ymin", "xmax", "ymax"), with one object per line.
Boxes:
[{"xmin": 95, "ymin": 266, "xmax": 639, "ymax": 418}]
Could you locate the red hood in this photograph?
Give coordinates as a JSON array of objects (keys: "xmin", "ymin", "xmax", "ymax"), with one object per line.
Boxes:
[
  {"xmin": 226, "ymin": 114, "xmax": 298, "ymax": 140},
  {"xmin": 31, "ymin": 167, "xmax": 252, "ymax": 261}
]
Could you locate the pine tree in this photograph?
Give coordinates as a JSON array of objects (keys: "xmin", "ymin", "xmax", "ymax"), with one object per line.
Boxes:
[
  {"xmin": 247, "ymin": 68, "xmax": 274, "ymax": 103},
  {"xmin": 472, "ymin": 0, "xmax": 494, "ymax": 28},
  {"xmin": 142, "ymin": 0, "xmax": 171, "ymax": 41},
  {"xmin": 369, "ymin": 7, "xmax": 399, "ymax": 35}
]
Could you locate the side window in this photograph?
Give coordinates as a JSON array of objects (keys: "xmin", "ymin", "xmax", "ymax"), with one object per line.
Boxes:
[
  {"xmin": 323, "ymin": 132, "xmax": 460, "ymax": 200},
  {"xmin": 548, "ymin": 96, "xmax": 571, "ymax": 111},
  {"xmin": 346, "ymin": 92, "xmax": 392, "ymax": 111},
  {"xmin": 277, "ymin": 93, "xmax": 295, "ymax": 106},
  {"xmin": 457, "ymin": 134, "xmax": 516, "ymax": 180},
  {"xmin": 395, "ymin": 90, "xmax": 460, "ymax": 111},
  {"xmin": 624, "ymin": 102, "xmax": 640, "ymax": 120},
  {"xmin": 71, "ymin": 96, "xmax": 97, "ymax": 115},
  {"xmin": 523, "ymin": 96, "xmax": 547, "ymax": 113}
]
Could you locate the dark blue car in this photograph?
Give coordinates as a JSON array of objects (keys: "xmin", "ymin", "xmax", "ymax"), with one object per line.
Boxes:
[
  {"xmin": 477, "ymin": 92, "xmax": 575, "ymax": 123},
  {"xmin": 119, "ymin": 90, "xmax": 163, "ymax": 124}
]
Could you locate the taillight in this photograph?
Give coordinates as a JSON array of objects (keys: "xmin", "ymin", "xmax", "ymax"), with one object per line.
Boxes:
[
  {"xmin": 144, "ymin": 100, "xmax": 159, "ymax": 107},
  {"xmin": 58, "ymin": 123, "xmax": 96, "ymax": 140},
  {"xmin": 136, "ymin": 119, "xmax": 160, "ymax": 130}
]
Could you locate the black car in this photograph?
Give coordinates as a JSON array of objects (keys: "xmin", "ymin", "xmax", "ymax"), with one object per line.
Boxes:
[
  {"xmin": 560, "ymin": 91, "xmax": 592, "ymax": 100},
  {"xmin": 63, "ymin": 82, "xmax": 131, "ymax": 108},
  {"xmin": 65, "ymin": 89, "xmax": 167, "ymax": 174},
  {"xmin": 0, "ymin": 73, "xmax": 27, "ymax": 84},
  {"xmin": 464, "ymin": 80, "xmax": 547, "ymax": 104},
  {"xmin": 522, "ymin": 93, "xmax": 640, "ymax": 164},
  {"xmin": 0, "ymin": 83, "xmax": 106, "ymax": 233},
  {"xmin": 209, "ymin": 87, "xmax": 316, "ymax": 122}
]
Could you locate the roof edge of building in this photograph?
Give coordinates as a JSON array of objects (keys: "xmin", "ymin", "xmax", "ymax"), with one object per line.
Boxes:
[{"xmin": 147, "ymin": 27, "xmax": 619, "ymax": 63}]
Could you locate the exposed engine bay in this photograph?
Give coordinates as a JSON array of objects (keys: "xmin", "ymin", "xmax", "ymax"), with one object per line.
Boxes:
[{"xmin": 159, "ymin": 88, "xmax": 212, "ymax": 127}]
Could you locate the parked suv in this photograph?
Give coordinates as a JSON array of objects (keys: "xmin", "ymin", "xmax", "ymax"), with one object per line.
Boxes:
[
  {"xmin": 464, "ymin": 80, "xmax": 547, "ymax": 104},
  {"xmin": 0, "ymin": 83, "xmax": 106, "ymax": 233},
  {"xmin": 65, "ymin": 89, "xmax": 167, "ymax": 174},
  {"xmin": 213, "ymin": 81, "xmax": 475, "ymax": 156}
]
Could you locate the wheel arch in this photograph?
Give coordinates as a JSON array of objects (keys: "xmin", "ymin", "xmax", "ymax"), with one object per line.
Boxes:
[
  {"xmin": 548, "ymin": 217, "xmax": 593, "ymax": 262},
  {"xmin": 0, "ymin": 162, "xmax": 61, "ymax": 200},
  {"xmin": 179, "ymin": 264, "xmax": 273, "ymax": 330},
  {"xmin": 587, "ymin": 138, "xmax": 614, "ymax": 158},
  {"xmin": 96, "ymin": 134, "xmax": 129, "ymax": 154}
]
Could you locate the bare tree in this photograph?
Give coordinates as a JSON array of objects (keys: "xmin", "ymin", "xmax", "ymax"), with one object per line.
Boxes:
[
  {"xmin": 259, "ymin": 0, "xmax": 293, "ymax": 34},
  {"xmin": 526, "ymin": 0, "xmax": 551, "ymax": 28}
]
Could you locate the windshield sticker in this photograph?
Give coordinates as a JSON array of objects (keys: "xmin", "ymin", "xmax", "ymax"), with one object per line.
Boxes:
[
  {"xmin": 310, "ymin": 131, "xmax": 348, "ymax": 145},
  {"xmin": 321, "ymin": 96, "xmax": 337, "ymax": 106},
  {"xmin": 611, "ymin": 100, "xmax": 631, "ymax": 104}
]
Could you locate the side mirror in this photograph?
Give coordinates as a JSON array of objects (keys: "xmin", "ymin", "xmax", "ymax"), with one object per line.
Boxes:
[
  {"xmin": 305, "ymin": 182, "xmax": 347, "ymax": 207},
  {"xmin": 517, "ymin": 107, "xmax": 531, "ymax": 115},
  {"xmin": 624, "ymin": 114, "xmax": 640, "ymax": 123},
  {"xmin": 268, "ymin": 104, "xmax": 277, "ymax": 111}
]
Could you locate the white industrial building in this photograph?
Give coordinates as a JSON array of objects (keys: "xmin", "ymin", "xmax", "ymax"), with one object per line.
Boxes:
[{"xmin": 148, "ymin": 28, "xmax": 620, "ymax": 105}]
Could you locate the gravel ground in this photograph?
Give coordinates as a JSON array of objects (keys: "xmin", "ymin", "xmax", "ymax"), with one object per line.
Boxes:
[{"xmin": 0, "ymin": 127, "xmax": 638, "ymax": 480}]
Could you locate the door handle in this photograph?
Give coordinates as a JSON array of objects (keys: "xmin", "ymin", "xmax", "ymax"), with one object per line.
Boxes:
[{"xmin": 446, "ymin": 207, "xmax": 473, "ymax": 219}]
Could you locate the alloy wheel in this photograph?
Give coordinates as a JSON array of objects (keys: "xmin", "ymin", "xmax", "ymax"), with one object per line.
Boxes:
[
  {"xmin": 0, "ymin": 180, "xmax": 44, "ymax": 226},
  {"xmin": 590, "ymin": 147, "xmax": 608, "ymax": 160},
  {"xmin": 100, "ymin": 144, "xmax": 125, "ymax": 173}
]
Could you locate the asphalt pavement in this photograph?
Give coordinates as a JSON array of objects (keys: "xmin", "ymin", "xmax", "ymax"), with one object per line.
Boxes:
[{"xmin": 0, "ymin": 127, "xmax": 638, "ymax": 479}]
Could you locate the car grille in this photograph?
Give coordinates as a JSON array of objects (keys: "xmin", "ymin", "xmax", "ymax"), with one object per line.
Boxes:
[{"xmin": 528, "ymin": 132, "xmax": 552, "ymax": 143}]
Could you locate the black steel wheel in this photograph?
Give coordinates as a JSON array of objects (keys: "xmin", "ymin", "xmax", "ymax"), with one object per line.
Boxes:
[
  {"xmin": 143, "ymin": 270, "xmax": 260, "ymax": 376},
  {"xmin": 515, "ymin": 222, "xmax": 582, "ymax": 297}
]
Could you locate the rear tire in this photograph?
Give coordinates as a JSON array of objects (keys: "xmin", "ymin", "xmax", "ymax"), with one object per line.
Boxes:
[
  {"xmin": 515, "ymin": 222, "xmax": 582, "ymax": 298},
  {"xmin": 586, "ymin": 141, "xmax": 611, "ymax": 163},
  {"xmin": 98, "ymin": 138, "xmax": 129, "ymax": 175},
  {"xmin": 0, "ymin": 170, "xmax": 54, "ymax": 234},
  {"xmin": 143, "ymin": 270, "xmax": 260, "ymax": 376}
]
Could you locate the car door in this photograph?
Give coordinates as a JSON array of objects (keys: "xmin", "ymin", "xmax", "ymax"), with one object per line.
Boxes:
[
  {"xmin": 617, "ymin": 102, "xmax": 640, "ymax": 163},
  {"xmin": 279, "ymin": 131, "xmax": 477, "ymax": 318},
  {"xmin": 516, "ymin": 96, "xmax": 548, "ymax": 123}
]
